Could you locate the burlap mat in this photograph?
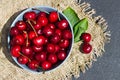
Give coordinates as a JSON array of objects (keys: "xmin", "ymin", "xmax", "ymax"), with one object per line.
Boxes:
[{"xmin": 0, "ymin": 0, "xmax": 110, "ymax": 80}]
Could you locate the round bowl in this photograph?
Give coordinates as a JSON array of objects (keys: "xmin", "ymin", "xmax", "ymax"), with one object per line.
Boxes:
[{"xmin": 8, "ymin": 6, "xmax": 74, "ymax": 73}]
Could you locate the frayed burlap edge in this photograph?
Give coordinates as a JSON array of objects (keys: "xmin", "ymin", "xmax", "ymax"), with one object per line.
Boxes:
[{"xmin": 0, "ymin": 0, "xmax": 110, "ymax": 80}]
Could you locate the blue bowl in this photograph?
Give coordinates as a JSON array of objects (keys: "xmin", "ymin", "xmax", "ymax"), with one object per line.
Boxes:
[{"xmin": 8, "ymin": 6, "xmax": 74, "ymax": 73}]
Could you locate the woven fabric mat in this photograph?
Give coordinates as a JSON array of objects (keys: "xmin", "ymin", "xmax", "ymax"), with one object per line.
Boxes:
[{"xmin": 0, "ymin": 0, "xmax": 110, "ymax": 80}]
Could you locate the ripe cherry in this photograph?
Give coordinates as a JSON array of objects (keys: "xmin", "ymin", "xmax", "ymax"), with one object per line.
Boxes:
[
  {"xmin": 47, "ymin": 43, "xmax": 55, "ymax": 53},
  {"xmin": 10, "ymin": 45, "xmax": 21, "ymax": 57},
  {"xmin": 48, "ymin": 54, "xmax": 58, "ymax": 64},
  {"xmin": 15, "ymin": 21, "xmax": 27, "ymax": 31},
  {"xmin": 38, "ymin": 12, "xmax": 47, "ymax": 17},
  {"xmin": 59, "ymin": 39, "xmax": 69, "ymax": 48},
  {"xmin": 57, "ymin": 50, "xmax": 66, "ymax": 60},
  {"xmin": 33, "ymin": 22, "xmax": 42, "ymax": 30},
  {"xmin": 10, "ymin": 27, "xmax": 20, "ymax": 36},
  {"xmin": 49, "ymin": 11, "xmax": 58, "ymax": 23},
  {"xmin": 54, "ymin": 45, "xmax": 60, "ymax": 53},
  {"xmin": 58, "ymin": 19, "xmax": 68, "ymax": 29},
  {"xmin": 37, "ymin": 16, "xmax": 48, "ymax": 26},
  {"xmin": 81, "ymin": 33, "xmax": 91, "ymax": 42},
  {"xmin": 81, "ymin": 43, "xmax": 92, "ymax": 54},
  {"xmin": 17, "ymin": 55, "xmax": 29, "ymax": 64},
  {"xmin": 48, "ymin": 23, "xmax": 56, "ymax": 30},
  {"xmin": 35, "ymin": 52, "xmax": 47, "ymax": 62},
  {"xmin": 42, "ymin": 61, "xmax": 52, "ymax": 70},
  {"xmin": 24, "ymin": 11, "xmax": 36, "ymax": 20},
  {"xmin": 28, "ymin": 31, "xmax": 36, "ymax": 40},
  {"xmin": 28, "ymin": 60, "xmax": 39, "ymax": 70},
  {"xmin": 62, "ymin": 30, "xmax": 72, "ymax": 39},
  {"xmin": 50, "ymin": 34, "xmax": 60, "ymax": 44},
  {"xmin": 32, "ymin": 45, "xmax": 43, "ymax": 52},
  {"xmin": 36, "ymin": 29, "xmax": 43, "ymax": 35},
  {"xmin": 14, "ymin": 35, "xmax": 25, "ymax": 45},
  {"xmin": 33, "ymin": 36, "xmax": 46, "ymax": 46},
  {"xmin": 22, "ymin": 46, "xmax": 33, "ymax": 56},
  {"xmin": 55, "ymin": 29, "xmax": 62, "ymax": 37},
  {"xmin": 43, "ymin": 26, "xmax": 54, "ymax": 37}
]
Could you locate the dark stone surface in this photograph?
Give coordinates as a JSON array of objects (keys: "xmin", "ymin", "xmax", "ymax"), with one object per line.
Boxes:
[{"xmin": 74, "ymin": 0, "xmax": 120, "ymax": 80}]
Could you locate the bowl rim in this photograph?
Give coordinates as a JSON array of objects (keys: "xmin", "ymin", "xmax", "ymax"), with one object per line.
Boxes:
[{"xmin": 8, "ymin": 6, "xmax": 74, "ymax": 73}]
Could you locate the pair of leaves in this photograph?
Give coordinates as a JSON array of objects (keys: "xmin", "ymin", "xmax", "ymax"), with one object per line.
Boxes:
[{"xmin": 63, "ymin": 7, "xmax": 88, "ymax": 43}]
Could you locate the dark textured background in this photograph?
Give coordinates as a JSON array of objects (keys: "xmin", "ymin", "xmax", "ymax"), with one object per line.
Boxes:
[{"xmin": 75, "ymin": 0, "xmax": 120, "ymax": 80}]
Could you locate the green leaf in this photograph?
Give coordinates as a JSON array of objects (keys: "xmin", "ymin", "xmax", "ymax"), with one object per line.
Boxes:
[{"xmin": 62, "ymin": 7, "xmax": 80, "ymax": 27}]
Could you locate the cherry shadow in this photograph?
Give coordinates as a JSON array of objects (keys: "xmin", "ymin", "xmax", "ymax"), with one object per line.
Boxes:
[{"xmin": 0, "ymin": 9, "xmax": 26, "ymax": 68}]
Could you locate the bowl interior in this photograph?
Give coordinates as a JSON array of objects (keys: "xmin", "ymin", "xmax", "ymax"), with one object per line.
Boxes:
[{"xmin": 8, "ymin": 6, "xmax": 74, "ymax": 73}]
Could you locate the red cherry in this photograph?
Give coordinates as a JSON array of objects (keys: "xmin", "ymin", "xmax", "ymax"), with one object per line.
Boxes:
[
  {"xmin": 32, "ymin": 45, "xmax": 43, "ymax": 52},
  {"xmin": 44, "ymin": 38, "xmax": 48, "ymax": 44},
  {"xmin": 62, "ymin": 30, "xmax": 72, "ymax": 39},
  {"xmin": 48, "ymin": 54, "xmax": 58, "ymax": 64},
  {"xmin": 17, "ymin": 55, "xmax": 29, "ymax": 64},
  {"xmin": 15, "ymin": 21, "xmax": 27, "ymax": 31},
  {"xmin": 14, "ymin": 35, "xmax": 25, "ymax": 45},
  {"xmin": 54, "ymin": 45, "xmax": 60, "ymax": 53},
  {"xmin": 22, "ymin": 46, "xmax": 33, "ymax": 56},
  {"xmin": 24, "ymin": 11, "xmax": 36, "ymax": 20},
  {"xmin": 36, "ymin": 29, "xmax": 43, "ymax": 35},
  {"xmin": 58, "ymin": 19, "xmax": 68, "ymax": 29},
  {"xmin": 28, "ymin": 60, "xmax": 39, "ymax": 70},
  {"xmin": 10, "ymin": 27, "xmax": 20, "ymax": 36},
  {"xmin": 35, "ymin": 52, "xmax": 47, "ymax": 62},
  {"xmin": 48, "ymin": 23, "xmax": 56, "ymax": 30},
  {"xmin": 37, "ymin": 16, "xmax": 48, "ymax": 26},
  {"xmin": 10, "ymin": 45, "xmax": 21, "ymax": 57},
  {"xmin": 81, "ymin": 43, "xmax": 92, "ymax": 54},
  {"xmin": 47, "ymin": 43, "xmax": 55, "ymax": 53},
  {"xmin": 49, "ymin": 11, "xmax": 58, "ymax": 23},
  {"xmin": 43, "ymin": 26, "xmax": 54, "ymax": 37},
  {"xmin": 33, "ymin": 36, "xmax": 46, "ymax": 46},
  {"xmin": 50, "ymin": 34, "xmax": 60, "ymax": 44},
  {"xmin": 59, "ymin": 39, "xmax": 69, "ymax": 48},
  {"xmin": 55, "ymin": 29, "xmax": 62, "ymax": 37},
  {"xmin": 28, "ymin": 31, "xmax": 36, "ymax": 40},
  {"xmin": 38, "ymin": 12, "xmax": 47, "ymax": 17},
  {"xmin": 57, "ymin": 51, "xmax": 66, "ymax": 60},
  {"xmin": 42, "ymin": 61, "xmax": 52, "ymax": 70},
  {"xmin": 81, "ymin": 33, "xmax": 91, "ymax": 42},
  {"xmin": 33, "ymin": 22, "xmax": 42, "ymax": 30}
]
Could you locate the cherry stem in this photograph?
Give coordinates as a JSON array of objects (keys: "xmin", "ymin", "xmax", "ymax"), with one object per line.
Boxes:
[
  {"xmin": 30, "ymin": 19, "xmax": 36, "ymax": 24},
  {"xmin": 23, "ymin": 31, "xmax": 29, "ymax": 47},
  {"xmin": 19, "ymin": 52, "xmax": 31, "ymax": 62},
  {"xmin": 32, "ymin": 8, "xmax": 49, "ymax": 14},
  {"xmin": 57, "ymin": 10, "xmax": 61, "ymax": 21},
  {"xmin": 27, "ymin": 20, "xmax": 38, "ymax": 37}
]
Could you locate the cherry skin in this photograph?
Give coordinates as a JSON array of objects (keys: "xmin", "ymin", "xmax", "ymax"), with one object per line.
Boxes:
[
  {"xmin": 33, "ymin": 22, "xmax": 42, "ymax": 30},
  {"xmin": 48, "ymin": 54, "xmax": 58, "ymax": 64},
  {"xmin": 28, "ymin": 60, "xmax": 39, "ymax": 70},
  {"xmin": 35, "ymin": 52, "xmax": 47, "ymax": 62},
  {"xmin": 81, "ymin": 33, "xmax": 91, "ymax": 42},
  {"xmin": 54, "ymin": 45, "xmax": 60, "ymax": 53},
  {"xmin": 15, "ymin": 21, "xmax": 27, "ymax": 31},
  {"xmin": 58, "ymin": 19, "xmax": 68, "ymax": 30},
  {"xmin": 55, "ymin": 29, "xmax": 62, "ymax": 37},
  {"xmin": 57, "ymin": 50, "xmax": 67, "ymax": 60},
  {"xmin": 43, "ymin": 26, "xmax": 54, "ymax": 37},
  {"xmin": 22, "ymin": 46, "xmax": 33, "ymax": 56},
  {"xmin": 50, "ymin": 34, "xmax": 60, "ymax": 44},
  {"xmin": 36, "ymin": 29, "xmax": 43, "ymax": 35},
  {"xmin": 24, "ymin": 11, "xmax": 36, "ymax": 20},
  {"xmin": 38, "ymin": 12, "xmax": 47, "ymax": 17},
  {"xmin": 81, "ymin": 43, "xmax": 92, "ymax": 54},
  {"xmin": 32, "ymin": 45, "xmax": 43, "ymax": 52},
  {"xmin": 59, "ymin": 39, "xmax": 70, "ymax": 48},
  {"xmin": 10, "ymin": 45, "xmax": 21, "ymax": 57},
  {"xmin": 47, "ymin": 43, "xmax": 55, "ymax": 53},
  {"xmin": 49, "ymin": 11, "xmax": 58, "ymax": 23},
  {"xmin": 14, "ymin": 35, "xmax": 25, "ymax": 45},
  {"xmin": 17, "ymin": 55, "xmax": 29, "ymax": 64},
  {"xmin": 42, "ymin": 61, "xmax": 52, "ymax": 70},
  {"xmin": 62, "ymin": 30, "xmax": 72, "ymax": 39},
  {"xmin": 37, "ymin": 16, "xmax": 48, "ymax": 26},
  {"xmin": 48, "ymin": 23, "xmax": 56, "ymax": 30},
  {"xmin": 28, "ymin": 31, "xmax": 36, "ymax": 40},
  {"xmin": 33, "ymin": 36, "xmax": 46, "ymax": 46},
  {"xmin": 10, "ymin": 27, "xmax": 20, "ymax": 36}
]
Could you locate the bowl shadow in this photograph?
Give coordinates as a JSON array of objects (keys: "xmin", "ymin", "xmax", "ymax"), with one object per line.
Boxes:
[{"xmin": 0, "ymin": 9, "xmax": 26, "ymax": 68}]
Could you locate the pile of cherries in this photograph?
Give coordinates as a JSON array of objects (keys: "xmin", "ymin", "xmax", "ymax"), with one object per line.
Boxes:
[{"xmin": 10, "ymin": 9, "xmax": 72, "ymax": 71}]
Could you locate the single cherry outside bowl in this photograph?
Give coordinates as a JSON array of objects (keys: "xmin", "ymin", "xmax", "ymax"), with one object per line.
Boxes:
[{"xmin": 7, "ymin": 6, "xmax": 74, "ymax": 73}]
